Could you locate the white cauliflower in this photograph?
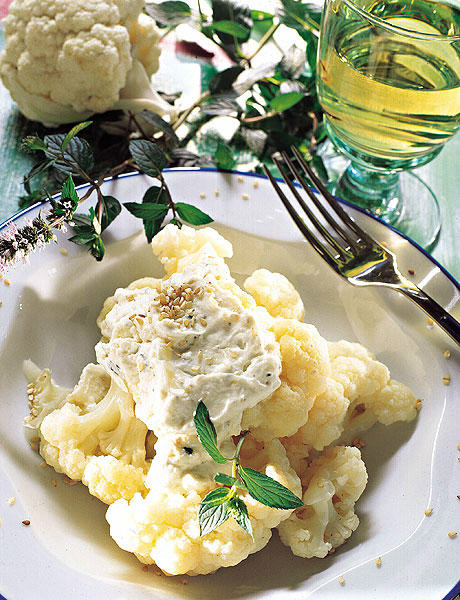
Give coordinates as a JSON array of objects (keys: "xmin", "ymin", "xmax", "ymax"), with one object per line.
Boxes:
[
  {"xmin": 242, "ymin": 317, "xmax": 330, "ymax": 440},
  {"xmin": 23, "ymin": 360, "xmax": 71, "ymax": 429},
  {"xmin": 277, "ymin": 446, "xmax": 367, "ymax": 558},
  {"xmin": 244, "ymin": 269, "xmax": 304, "ymax": 320},
  {"xmin": 37, "ymin": 363, "xmax": 149, "ymax": 503},
  {"xmin": 329, "ymin": 341, "xmax": 418, "ymax": 439},
  {"xmin": 0, "ymin": 0, "xmax": 172, "ymax": 127},
  {"xmin": 107, "ymin": 436, "xmax": 301, "ymax": 575}
]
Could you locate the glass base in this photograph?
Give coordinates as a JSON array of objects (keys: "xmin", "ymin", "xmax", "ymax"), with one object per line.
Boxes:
[{"xmin": 330, "ymin": 166, "xmax": 441, "ymax": 252}]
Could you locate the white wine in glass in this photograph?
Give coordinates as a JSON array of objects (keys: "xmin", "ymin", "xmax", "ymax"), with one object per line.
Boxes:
[{"xmin": 317, "ymin": 0, "xmax": 460, "ymax": 249}]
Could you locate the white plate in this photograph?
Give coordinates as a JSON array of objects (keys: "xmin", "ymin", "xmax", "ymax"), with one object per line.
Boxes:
[{"xmin": 0, "ymin": 169, "xmax": 459, "ymax": 600}]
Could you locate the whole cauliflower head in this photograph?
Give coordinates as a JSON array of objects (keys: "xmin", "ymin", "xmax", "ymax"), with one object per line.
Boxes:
[
  {"xmin": 107, "ymin": 436, "xmax": 301, "ymax": 575},
  {"xmin": 277, "ymin": 446, "xmax": 367, "ymax": 558},
  {"xmin": 37, "ymin": 363, "xmax": 149, "ymax": 503},
  {"xmin": 0, "ymin": 0, "xmax": 172, "ymax": 126}
]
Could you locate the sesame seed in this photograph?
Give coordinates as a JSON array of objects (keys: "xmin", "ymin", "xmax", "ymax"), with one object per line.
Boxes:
[
  {"xmin": 197, "ymin": 350, "xmax": 203, "ymax": 360},
  {"xmin": 237, "ymin": 176, "xmax": 243, "ymax": 182},
  {"xmin": 191, "ymin": 366, "xmax": 200, "ymax": 373},
  {"xmin": 180, "ymin": 577, "xmax": 188, "ymax": 585},
  {"xmin": 457, "ymin": 495, "xmax": 460, "ymax": 500},
  {"xmin": 339, "ymin": 576, "xmax": 345, "ymax": 586},
  {"xmin": 30, "ymin": 443, "xmax": 39, "ymax": 452},
  {"xmin": 215, "ymin": 189, "xmax": 220, "ymax": 196},
  {"xmin": 351, "ymin": 437, "xmax": 366, "ymax": 448},
  {"xmin": 200, "ymin": 318, "xmax": 207, "ymax": 327},
  {"xmin": 22, "ymin": 519, "xmax": 30, "ymax": 526},
  {"xmin": 317, "ymin": 481, "xmax": 324, "ymax": 488},
  {"xmin": 376, "ymin": 557, "xmax": 382, "ymax": 567},
  {"xmin": 448, "ymin": 531, "xmax": 457, "ymax": 538},
  {"xmin": 59, "ymin": 248, "xmax": 68, "ymax": 256},
  {"xmin": 4, "ymin": 279, "xmax": 10, "ymax": 286},
  {"xmin": 0, "ymin": 301, "xmax": 2, "ymax": 307},
  {"xmin": 142, "ymin": 565, "xmax": 149, "ymax": 572},
  {"xmin": 242, "ymin": 193, "xmax": 249, "ymax": 200},
  {"xmin": 253, "ymin": 181, "xmax": 259, "ymax": 188},
  {"xmin": 415, "ymin": 399, "xmax": 422, "ymax": 410},
  {"xmin": 200, "ymin": 192, "xmax": 206, "ymax": 199},
  {"xmin": 139, "ymin": 363, "xmax": 145, "ymax": 372},
  {"xmin": 444, "ymin": 350, "xmax": 451, "ymax": 359},
  {"xmin": 408, "ymin": 269, "xmax": 415, "ymax": 275},
  {"xmin": 7, "ymin": 497, "xmax": 15, "ymax": 505},
  {"xmin": 52, "ymin": 479, "xmax": 58, "ymax": 487},
  {"xmin": 427, "ymin": 318, "xmax": 434, "ymax": 327},
  {"xmin": 40, "ymin": 461, "xmax": 47, "ymax": 469},
  {"xmin": 443, "ymin": 375, "xmax": 451, "ymax": 385},
  {"xmin": 31, "ymin": 436, "xmax": 40, "ymax": 443},
  {"xmin": 424, "ymin": 508, "xmax": 433, "ymax": 516}
]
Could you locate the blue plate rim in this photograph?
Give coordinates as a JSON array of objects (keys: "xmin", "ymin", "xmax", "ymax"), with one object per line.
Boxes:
[
  {"xmin": 0, "ymin": 167, "xmax": 458, "ymax": 600},
  {"xmin": 1, "ymin": 167, "xmax": 459, "ymax": 296}
]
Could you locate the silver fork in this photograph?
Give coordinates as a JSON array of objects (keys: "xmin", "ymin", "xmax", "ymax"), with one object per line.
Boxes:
[{"xmin": 263, "ymin": 148, "xmax": 460, "ymax": 346}]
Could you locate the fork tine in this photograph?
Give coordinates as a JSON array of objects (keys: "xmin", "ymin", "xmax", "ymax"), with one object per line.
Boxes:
[
  {"xmin": 272, "ymin": 156, "xmax": 351, "ymax": 260},
  {"xmin": 262, "ymin": 165, "xmax": 343, "ymax": 273},
  {"xmin": 290, "ymin": 146, "xmax": 376, "ymax": 248},
  {"xmin": 279, "ymin": 152, "xmax": 357, "ymax": 255}
]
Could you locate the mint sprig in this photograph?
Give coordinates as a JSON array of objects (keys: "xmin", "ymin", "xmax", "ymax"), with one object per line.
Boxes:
[{"xmin": 193, "ymin": 400, "xmax": 303, "ymax": 538}]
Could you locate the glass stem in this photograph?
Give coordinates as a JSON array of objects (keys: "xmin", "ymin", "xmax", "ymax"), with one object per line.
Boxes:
[{"xmin": 334, "ymin": 162, "xmax": 402, "ymax": 222}]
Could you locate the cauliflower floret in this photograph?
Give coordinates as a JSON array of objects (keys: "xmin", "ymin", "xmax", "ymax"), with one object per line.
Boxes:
[
  {"xmin": 39, "ymin": 363, "xmax": 149, "ymax": 503},
  {"xmin": 83, "ymin": 455, "xmax": 147, "ymax": 504},
  {"xmin": 277, "ymin": 446, "xmax": 367, "ymax": 558},
  {"xmin": 107, "ymin": 437, "xmax": 301, "ymax": 575},
  {"xmin": 329, "ymin": 341, "xmax": 417, "ymax": 438},
  {"xmin": 0, "ymin": 0, "xmax": 172, "ymax": 127},
  {"xmin": 23, "ymin": 360, "xmax": 71, "ymax": 429},
  {"xmin": 244, "ymin": 269, "xmax": 304, "ymax": 320},
  {"xmin": 242, "ymin": 317, "xmax": 330, "ymax": 440},
  {"xmin": 151, "ymin": 223, "xmax": 233, "ymax": 277}
]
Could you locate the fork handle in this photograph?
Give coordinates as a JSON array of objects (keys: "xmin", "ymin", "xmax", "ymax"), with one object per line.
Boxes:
[{"xmin": 398, "ymin": 284, "xmax": 460, "ymax": 346}]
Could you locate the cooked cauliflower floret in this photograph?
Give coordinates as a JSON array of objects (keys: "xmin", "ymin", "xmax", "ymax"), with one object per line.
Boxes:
[
  {"xmin": 83, "ymin": 455, "xmax": 147, "ymax": 504},
  {"xmin": 244, "ymin": 269, "xmax": 304, "ymax": 320},
  {"xmin": 107, "ymin": 437, "xmax": 301, "ymax": 575},
  {"xmin": 242, "ymin": 318, "xmax": 330, "ymax": 440},
  {"xmin": 329, "ymin": 341, "xmax": 417, "ymax": 439},
  {"xmin": 277, "ymin": 446, "xmax": 367, "ymax": 558},
  {"xmin": 38, "ymin": 363, "xmax": 149, "ymax": 503},
  {"xmin": 23, "ymin": 360, "xmax": 71, "ymax": 429}
]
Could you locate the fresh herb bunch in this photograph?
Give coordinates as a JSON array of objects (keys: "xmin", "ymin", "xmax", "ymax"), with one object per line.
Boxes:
[
  {"xmin": 0, "ymin": 123, "xmax": 212, "ymax": 269},
  {"xmin": 6, "ymin": 0, "xmax": 327, "ymax": 268},
  {"xmin": 194, "ymin": 401, "xmax": 303, "ymax": 537}
]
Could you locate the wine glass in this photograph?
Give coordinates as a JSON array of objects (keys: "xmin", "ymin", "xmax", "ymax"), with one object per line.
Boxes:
[{"xmin": 317, "ymin": 0, "xmax": 460, "ymax": 250}]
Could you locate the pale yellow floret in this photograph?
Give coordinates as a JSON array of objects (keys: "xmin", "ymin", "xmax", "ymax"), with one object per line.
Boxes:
[
  {"xmin": 107, "ymin": 437, "xmax": 301, "ymax": 575},
  {"xmin": 242, "ymin": 318, "xmax": 330, "ymax": 440},
  {"xmin": 38, "ymin": 364, "xmax": 149, "ymax": 501},
  {"xmin": 83, "ymin": 455, "xmax": 147, "ymax": 504},
  {"xmin": 277, "ymin": 446, "xmax": 367, "ymax": 558},
  {"xmin": 244, "ymin": 269, "xmax": 304, "ymax": 320}
]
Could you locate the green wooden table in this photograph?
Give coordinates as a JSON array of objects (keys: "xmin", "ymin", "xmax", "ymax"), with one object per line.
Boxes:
[{"xmin": 0, "ymin": 30, "xmax": 458, "ymax": 281}]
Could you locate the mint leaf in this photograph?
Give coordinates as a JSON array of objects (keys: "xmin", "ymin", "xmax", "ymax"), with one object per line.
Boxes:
[
  {"xmin": 90, "ymin": 237, "xmax": 105, "ymax": 261},
  {"xmin": 44, "ymin": 134, "xmax": 94, "ymax": 175},
  {"xmin": 238, "ymin": 467, "xmax": 303, "ymax": 509},
  {"xmin": 140, "ymin": 110, "xmax": 178, "ymax": 146},
  {"xmin": 141, "ymin": 185, "xmax": 169, "ymax": 242},
  {"xmin": 214, "ymin": 473, "xmax": 248, "ymax": 490},
  {"xmin": 124, "ymin": 202, "xmax": 169, "ymax": 221},
  {"xmin": 129, "ymin": 139, "xmax": 166, "ymax": 177},
  {"xmin": 213, "ymin": 20, "xmax": 250, "ymax": 39},
  {"xmin": 215, "ymin": 141, "xmax": 236, "ymax": 170},
  {"xmin": 60, "ymin": 121, "xmax": 92, "ymax": 152},
  {"xmin": 68, "ymin": 231, "xmax": 98, "ymax": 245},
  {"xmin": 228, "ymin": 497, "xmax": 253, "ymax": 538},
  {"xmin": 269, "ymin": 92, "xmax": 305, "ymax": 113},
  {"xmin": 199, "ymin": 488, "xmax": 232, "ymax": 536},
  {"xmin": 61, "ymin": 175, "xmax": 79, "ymax": 208},
  {"xmin": 193, "ymin": 401, "xmax": 227, "ymax": 464},
  {"xmin": 101, "ymin": 196, "xmax": 121, "ymax": 231},
  {"xmin": 209, "ymin": 66, "xmax": 244, "ymax": 95},
  {"xmin": 22, "ymin": 136, "xmax": 47, "ymax": 152},
  {"xmin": 146, "ymin": 0, "xmax": 191, "ymax": 26},
  {"xmin": 175, "ymin": 203, "xmax": 213, "ymax": 225}
]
